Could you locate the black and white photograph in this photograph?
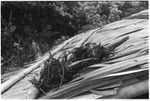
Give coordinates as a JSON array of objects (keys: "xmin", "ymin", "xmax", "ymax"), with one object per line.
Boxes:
[{"xmin": 1, "ymin": 0, "xmax": 149, "ymax": 99}]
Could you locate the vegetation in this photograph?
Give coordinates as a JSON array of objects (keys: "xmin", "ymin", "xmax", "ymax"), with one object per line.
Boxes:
[
  {"xmin": 31, "ymin": 42, "xmax": 111, "ymax": 97},
  {"xmin": 1, "ymin": 1, "xmax": 148, "ymax": 74}
]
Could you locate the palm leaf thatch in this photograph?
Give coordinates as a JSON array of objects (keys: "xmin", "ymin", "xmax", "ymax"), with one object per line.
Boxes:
[{"xmin": 1, "ymin": 10, "xmax": 149, "ymax": 99}]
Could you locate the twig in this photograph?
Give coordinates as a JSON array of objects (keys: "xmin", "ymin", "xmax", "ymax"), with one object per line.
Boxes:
[{"xmin": 1, "ymin": 57, "xmax": 15, "ymax": 66}]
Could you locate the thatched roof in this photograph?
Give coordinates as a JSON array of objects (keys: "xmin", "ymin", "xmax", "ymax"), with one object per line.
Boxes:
[{"xmin": 1, "ymin": 10, "xmax": 148, "ymax": 99}]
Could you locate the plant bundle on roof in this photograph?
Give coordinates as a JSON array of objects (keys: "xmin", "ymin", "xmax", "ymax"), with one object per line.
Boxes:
[
  {"xmin": 32, "ymin": 42, "xmax": 111, "ymax": 97},
  {"xmin": 71, "ymin": 43, "xmax": 110, "ymax": 62}
]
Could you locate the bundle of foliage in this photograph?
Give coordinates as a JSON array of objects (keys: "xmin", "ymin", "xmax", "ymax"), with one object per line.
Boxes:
[
  {"xmin": 71, "ymin": 43, "xmax": 110, "ymax": 62},
  {"xmin": 31, "ymin": 42, "xmax": 111, "ymax": 97}
]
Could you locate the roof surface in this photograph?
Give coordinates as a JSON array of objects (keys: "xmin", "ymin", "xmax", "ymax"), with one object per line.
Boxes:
[{"xmin": 1, "ymin": 10, "xmax": 148, "ymax": 99}]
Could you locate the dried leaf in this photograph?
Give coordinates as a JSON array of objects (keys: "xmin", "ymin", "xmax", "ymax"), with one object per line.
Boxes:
[{"xmin": 89, "ymin": 88, "xmax": 119, "ymax": 96}]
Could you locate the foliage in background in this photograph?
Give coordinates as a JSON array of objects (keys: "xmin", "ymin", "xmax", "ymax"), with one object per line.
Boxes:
[{"xmin": 1, "ymin": 1, "xmax": 148, "ymax": 74}]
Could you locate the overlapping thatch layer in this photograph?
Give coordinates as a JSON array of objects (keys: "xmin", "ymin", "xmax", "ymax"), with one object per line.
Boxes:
[{"xmin": 1, "ymin": 10, "xmax": 148, "ymax": 99}]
